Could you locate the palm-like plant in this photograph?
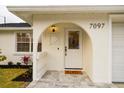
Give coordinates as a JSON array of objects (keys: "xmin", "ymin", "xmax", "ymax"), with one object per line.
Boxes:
[{"xmin": 21, "ymin": 55, "xmax": 30, "ymax": 65}]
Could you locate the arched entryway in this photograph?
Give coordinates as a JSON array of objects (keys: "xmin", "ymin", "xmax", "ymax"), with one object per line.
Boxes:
[{"xmin": 35, "ymin": 22, "xmax": 93, "ymax": 80}]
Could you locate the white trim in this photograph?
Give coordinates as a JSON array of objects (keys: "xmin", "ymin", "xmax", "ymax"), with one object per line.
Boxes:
[
  {"xmin": 8, "ymin": 6, "xmax": 124, "ymax": 13},
  {"xmin": 13, "ymin": 52, "xmax": 33, "ymax": 56},
  {"xmin": 14, "ymin": 31, "xmax": 17, "ymax": 53},
  {"xmin": 29, "ymin": 33, "xmax": 32, "ymax": 52},
  {"xmin": 108, "ymin": 15, "xmax": 112, "ymax": 83},
  {"xmin": 64, "ymin": 28, "xmax": 66, "ymax": 69},
  {"xmin": 14, "ymin": 31, "xmax": 33, "ymax": 53},
  {"xmin": 110, "ymin": 14, "xmax": 124, "ymax": 22},
  {"xmin": 7, "ymin": 6, "xmax": 124, "ymax": 24},
  {"xmin": 0, "ymin": 27, "xmax": 32, "ymax": 30}
]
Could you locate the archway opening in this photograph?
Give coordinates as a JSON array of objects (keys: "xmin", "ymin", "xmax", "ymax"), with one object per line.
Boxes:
[{"xmin": 36, "ymin": 22, "xmax": 93, "ymax": 80}]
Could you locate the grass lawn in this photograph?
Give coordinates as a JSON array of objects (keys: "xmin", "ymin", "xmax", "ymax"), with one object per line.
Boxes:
[{"xmin": 0, "ymin": 68, "xmax": 31, "ymax": 88}]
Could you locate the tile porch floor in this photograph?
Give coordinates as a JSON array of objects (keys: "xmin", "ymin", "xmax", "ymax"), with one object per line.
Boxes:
[{"xmin": 27, "ymin": 71, "xmax": 117, "ymax": 88}]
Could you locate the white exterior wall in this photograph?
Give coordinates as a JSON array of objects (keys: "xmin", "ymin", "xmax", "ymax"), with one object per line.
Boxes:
[
  {"xmin": 42, "ymin": 24, "xmax": 65, "ymax": 71},
  {"xmin": 33, "ymin": 13, "xmax": 111, "ymax": 83},
  {"xmin": 82, "ymin": 31, "xmax": 93, "ymax": 79},
  {"xmin": 0, "ymin": 30, "xmax": 32, "ymax": 64}
]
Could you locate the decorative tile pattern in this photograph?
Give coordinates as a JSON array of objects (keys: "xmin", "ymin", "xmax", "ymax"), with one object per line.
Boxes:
[{"xmin": 27, "ymin": 71, "xmax": 117, "ymax": 88}]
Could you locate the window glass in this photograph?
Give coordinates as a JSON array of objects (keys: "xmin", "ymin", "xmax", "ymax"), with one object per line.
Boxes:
[
  {"xmin": 37, "ymin": 43, "xmax": 42, "ymax": 52},
  {"xmin": 16, "ymin": 32, "xmax": 32, "ymax": 52},
  {"xmin": 68, "ymin": 31, "xmax": 79, "ymax": 49}
]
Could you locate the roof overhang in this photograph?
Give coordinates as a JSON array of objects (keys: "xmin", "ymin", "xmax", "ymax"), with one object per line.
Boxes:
[{"xmin": 7, "ymin": 5, "xmax": 124, "ymax": 24}]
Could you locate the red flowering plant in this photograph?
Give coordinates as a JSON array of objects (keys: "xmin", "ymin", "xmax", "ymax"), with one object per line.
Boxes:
[{"xmin": 21, "ymin": 55, "xmax": 31, "ymax": 65}]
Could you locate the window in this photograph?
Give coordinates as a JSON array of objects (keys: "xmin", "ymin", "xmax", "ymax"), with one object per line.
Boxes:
[
  {"xmin": 37, "ymin": 42, "xmax": 42, "ymax": 52},
  {"xmin": 68, "ymin": 31, "xmax": 79, "ymax": 49},
  {"xmin": 37, "ymin": 36, "xmax": 42, "ymax": 52},
  {"xmin": 16, "ymin": 32, "xmax": 33, "ymax": 52}
]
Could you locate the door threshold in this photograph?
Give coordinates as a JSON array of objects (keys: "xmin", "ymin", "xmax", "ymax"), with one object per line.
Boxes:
[{"xmin": 64, "ymin": 70, "xmax": 83, "ymax": 74}]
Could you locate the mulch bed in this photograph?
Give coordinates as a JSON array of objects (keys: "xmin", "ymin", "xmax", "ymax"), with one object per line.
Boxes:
[{"xmin": 0, "ymin": 65, "xmax": 32, "ymax": 68}]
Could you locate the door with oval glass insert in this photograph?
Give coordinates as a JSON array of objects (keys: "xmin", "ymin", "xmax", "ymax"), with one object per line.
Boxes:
[{"xmin": 65, "ymin": 29, "xmax": 82, "ymax": 69}]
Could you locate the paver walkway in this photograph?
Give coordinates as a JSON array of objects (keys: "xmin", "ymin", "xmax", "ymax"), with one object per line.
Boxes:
[{"xmin": 27, "ymin": 71, "xmax": 116, "ymax": 88}]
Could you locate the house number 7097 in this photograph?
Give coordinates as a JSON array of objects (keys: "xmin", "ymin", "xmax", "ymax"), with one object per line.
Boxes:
[{"xmin": 90, "ymin": 23, "xmax": 105, "ymax": 29}]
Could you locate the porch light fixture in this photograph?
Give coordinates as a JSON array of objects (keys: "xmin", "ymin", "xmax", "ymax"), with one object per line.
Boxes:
[{"xmin": 51, "ymin": 25, "xmax": 56, "ymax": 32}]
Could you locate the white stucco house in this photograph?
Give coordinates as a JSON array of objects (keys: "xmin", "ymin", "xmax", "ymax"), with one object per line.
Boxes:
[{"xmin": 1, "ymin": 5, "xmax": 124, "ymax": 83}]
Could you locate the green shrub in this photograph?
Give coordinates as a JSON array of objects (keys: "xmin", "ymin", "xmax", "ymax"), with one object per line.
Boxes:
[
  {"xmin": 17, "ymin": 62, "xmax": 21, "ymax": 66},
  {"xmin": 8, "ymin": 61, "xmax": 13, "ymax": 65},
  {"xmin": 0, "ymin": 55, "xmax": 7, "ymax": 62}
]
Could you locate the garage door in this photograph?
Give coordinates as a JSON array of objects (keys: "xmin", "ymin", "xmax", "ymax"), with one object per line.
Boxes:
[{"xmin": 112, "ymin": 23, "xmax": 124, "ymax": 82}]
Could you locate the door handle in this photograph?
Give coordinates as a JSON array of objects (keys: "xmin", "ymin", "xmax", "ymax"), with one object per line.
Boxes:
[
  {"xmin": 65, "ymin": 46, "xmax": 67, "ymax": 56},
  {"xmin": 65, "ymin": 46, "xmax": 67, "ymax": 52}
]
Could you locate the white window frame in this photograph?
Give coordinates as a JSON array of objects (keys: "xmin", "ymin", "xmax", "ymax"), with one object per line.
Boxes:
[{"xmin": 14, "ymin": 31, "xmax": 33, "ymax": 54}]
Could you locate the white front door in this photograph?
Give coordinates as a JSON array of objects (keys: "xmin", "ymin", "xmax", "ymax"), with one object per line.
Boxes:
[{"xmin": 64, "ymin": 29, "xmax": 82, "ymax": 69}]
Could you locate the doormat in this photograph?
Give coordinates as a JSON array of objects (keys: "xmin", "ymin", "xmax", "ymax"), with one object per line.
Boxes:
[{"xmin": 64, "ymin": 70, "xmax": 83, "ymax": 74}]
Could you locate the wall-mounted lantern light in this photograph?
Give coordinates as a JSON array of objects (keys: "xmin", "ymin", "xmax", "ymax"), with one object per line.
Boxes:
[{"xmin": 51, "ymin": 25, "xmax": 56, "ymax": 32}]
